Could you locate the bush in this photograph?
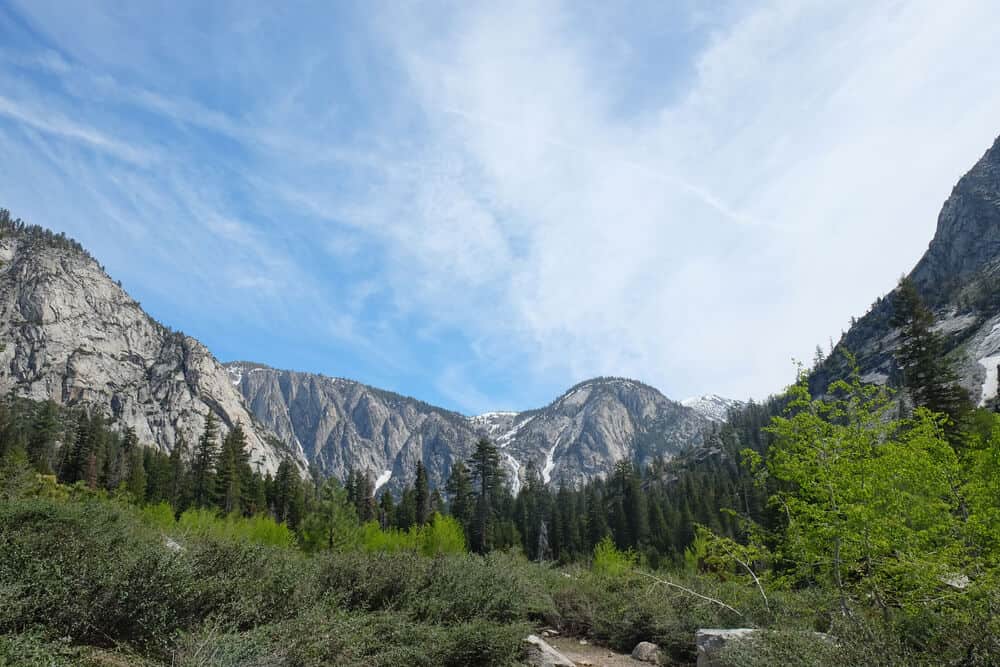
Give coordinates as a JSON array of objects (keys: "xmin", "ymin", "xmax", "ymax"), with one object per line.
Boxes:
[
  {"xmin": 592, "ymin": 536, "xmax": 637, "ymax": 579},
  {"xmin": 177, "ymin": 508, "xmax": 295, "ymax": 548}
]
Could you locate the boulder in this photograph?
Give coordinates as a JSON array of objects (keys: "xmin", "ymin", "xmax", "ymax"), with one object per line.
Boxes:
[
  {"xmin": 695, "ymin": 628, "xmax": 756, "ymax": 667},
  {"xmin": 631, "ymin": 640, "xmax": 660, "ymax": 663},
  {"xmin": 523, "ymin": 634, "xmax": 575, "ymax": 667}
]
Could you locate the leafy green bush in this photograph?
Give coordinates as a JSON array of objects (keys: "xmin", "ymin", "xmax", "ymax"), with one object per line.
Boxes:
[
  {"xmin": 177, "ymin": 508, "xmax": 295, "ymax": 548},
  {"xmin": 592, "ymin": 536, "xmax": 637, "ymax": 579}
]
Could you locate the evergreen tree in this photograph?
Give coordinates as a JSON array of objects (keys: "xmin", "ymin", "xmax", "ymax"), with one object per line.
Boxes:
[
  {"xmin": 273, "ymin": 459, "xmax": 304, "ymax": 527},
  {"xmin": 891, "ymin": 276, "xmax": 972, "ymax": 433},
  {"xmin": 168, "ymin": 436, "xmax": 189, "ymax": 510},
  {"xmin": 191, "ymin": 413, "xmax": 219, "ymax": 508},
  {"xmin": 217, "ymin": 423, "xmax": 250, "ymax": 514},
  {"xmin": 414, "ymin": 460, "xmax": 430, "ymax": 526},
  {"xmin": 26, "ymin": 400, "xmax": 60, "ymax": 474},
  {"xmin": 446, "ymin": 460, "xmax": 474, "ymax": 530},
  {"xmin": 125, "ymin": 445, "xmax": 146, "ymax": 500},
  {"xmin": 396, "ymin": 487, "xmax": 417, "ymax": 530},
  {"xmin": 467, "ymin": 438, "xmax": 506, "ymax": 553},
  {"xmin": 379, "ymin": 490, "xmax": 395, "ymax": 529}
]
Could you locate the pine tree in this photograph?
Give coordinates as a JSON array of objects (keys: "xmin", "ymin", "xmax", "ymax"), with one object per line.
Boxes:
[
  {"xmin": 585, "ymin": 486, "xmax": 609, "ymax": 549},
  {"xmin": 168, "ymin": 436, "xmax": 189, "ymax": 510},
  {"xmin": 414, "ymin": 460, "xmax": 430, "ymax": 526},
  {"xmin": 379, "ymin": 490, "xmax": 395, "ymax": 529},
  {"xmin": 125, "ymin": 445, "xmax": 146, "ymax": 500},
  {"xmin": 191, "ymin": 413, "xmax": 219, "ymax": 508},
  {"xmin": 891, "ymin": 276, "xmax": 972, "ymax": 434},
  {"xmin": 446, "ymin": 460, "xmax": 474, "ymax": 530},
  {"xmin": 274, "ymin": 459, "xmax": 304, "ymax": 526},
  {"xmin": 396, "ymin": 487, "xmax": 417, "ymax": 530},
  {"xmin": 26, "ymin": 400, "xmax": 60, "ymax": 474},
  {"xmin": 217, "ymin": 423, "xmax": 250, "ymax": 514},
  {"xmin": 467, "ymin": 438, "xmax": 506, "ymax": 553}
]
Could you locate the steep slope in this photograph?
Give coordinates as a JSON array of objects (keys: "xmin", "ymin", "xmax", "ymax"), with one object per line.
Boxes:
[
  {"xmin": 812, "ymin": 134, "xmax": 1000, "ymax": 405},
  {"xmin": 496, "ymin": 378, "xmax": 711, "ymax": 489},
  {"xmin": 226, "ymin": 362, "xmax": 480, "ymax": 492},
  {"xmin": 230, "ymin": 366, "xmax": 712, "ymax": 491},
  {"xmin": 0, "ymin": 218, "xmax": 305, "ymax": 473}
]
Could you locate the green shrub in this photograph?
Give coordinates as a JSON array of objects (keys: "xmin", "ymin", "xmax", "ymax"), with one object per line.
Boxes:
[
  {"xmin": 592, "ymin": 536, "xmax": 637, "ymax": 579},
  {"xmin": 177, "ymin": 508, "xmax": 295, "ymax": 548}
]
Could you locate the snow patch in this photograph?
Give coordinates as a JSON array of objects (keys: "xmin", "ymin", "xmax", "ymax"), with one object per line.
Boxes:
[
  {"xmin": 503, "ymin": 452, "xmax": 522, "ymax": 495},
  {"xmin": 978, "ymin": 355, "xmax": 1000, "ymax": 406},
  {"xmin": 374, "ymin": 469, "xmax": 392, "ymax": 493},
  {"xmin": 542, "ymin": 443, "xmax": 558, "ymax": 485},
  {"xmin": 681, "ymin": 394, "xmax": 742, "ymax": 422}
]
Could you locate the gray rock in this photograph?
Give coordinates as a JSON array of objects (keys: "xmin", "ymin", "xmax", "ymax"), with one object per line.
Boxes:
[
  {"xmin": 696, "ymin": 629, "xmax": 756, "ymax": 667},
  {"xmin": 0, "ymin": 220, "xmax": 718, "ymax": 489},
  {"xmin": 0, "ymin": 230, "xmax": 306, "ymax": 474},
  {"xmin": 810, "ymin": 134, "xmax": 1000, "ymax": 407},
  {"xmin": 631, "ymin": 640, "xmax": 660, "ymax": 663},
  {"xmin": 230, "ymin": 366, "xmax": 713, "ymax": 491},
  {"xmin": 523, "ymin": 634, "xmax": 575, "ymax": 667}
]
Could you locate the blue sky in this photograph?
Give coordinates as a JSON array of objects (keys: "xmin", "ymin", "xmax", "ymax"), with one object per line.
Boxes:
[{"xmin": 1, "ymin": 1, "xmax": 999, "ymax": 414}]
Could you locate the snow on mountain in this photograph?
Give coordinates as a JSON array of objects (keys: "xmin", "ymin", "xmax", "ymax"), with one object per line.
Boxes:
[{"xmin": 681, "ymin": 394, "xmax": 742, "ymax": 423}]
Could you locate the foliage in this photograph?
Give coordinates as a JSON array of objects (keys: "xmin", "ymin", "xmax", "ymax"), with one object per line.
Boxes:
[
  {"xmin": 766, "ymin": 367, "xmax": 963, "ymax": 614},
  {"xmin": 592, "ymin": 536, "xmax": 636, "ymax": 578}
]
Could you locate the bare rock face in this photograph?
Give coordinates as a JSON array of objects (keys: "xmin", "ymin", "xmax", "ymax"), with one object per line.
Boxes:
[
  {"xmin": 230, "ymin": 367, "xmax": 712, "ymax": 491},
  {"xmin": 812, "ymin": 134, "xmax": 1000, "ymax": 407},
  {"xmin": 226, "ymin": 362, "xmax": 480, "ymax": 492},
  {"xmin": 495, "ymin": 378, "xmax": 710, "ymax": 490},
  {"xmin": 0, "ymin": 227, "xmax": 305, "ymax": 474},
  {"xmin": 0, "ymin": 216, "xmax": 715, "ymax": 489}
]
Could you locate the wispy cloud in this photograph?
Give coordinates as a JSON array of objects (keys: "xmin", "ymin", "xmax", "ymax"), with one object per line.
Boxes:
[
  {"xmin": 1, "ymin": 0, "xmax": 998, "ymax": 413},
  {"xmin": 0, "ymin": 95, "xmax": 156, "ymax": 165}
]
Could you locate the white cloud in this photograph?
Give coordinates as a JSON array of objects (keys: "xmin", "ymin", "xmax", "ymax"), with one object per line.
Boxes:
[
  {"xmin": 0, "ymin": 95, "xmax": 156, "ymax": 166},
  {"xmin": 3, "ymin": 0, "xmax": 999, "ymax": 410},
  {"xmin": 367, "ymin": 0, "xmax": 1000, "ymax": 400}
]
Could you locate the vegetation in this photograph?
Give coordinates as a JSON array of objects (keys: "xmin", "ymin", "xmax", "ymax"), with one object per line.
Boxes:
[{"xmin": 1, "ymin": 272, "xmax": 998, "ymax": 664}]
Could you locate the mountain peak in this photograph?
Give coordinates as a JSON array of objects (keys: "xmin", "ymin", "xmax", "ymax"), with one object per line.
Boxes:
[{"xmin": 681, "ymin": 394, "xmax": 743, "ymax": 422}]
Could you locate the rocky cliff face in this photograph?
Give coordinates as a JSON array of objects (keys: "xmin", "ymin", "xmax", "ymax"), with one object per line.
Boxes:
[
  {"xmin": 226, "ymin": 362, "xmax": 479, "ymax": 492},
  {"xmin": 229, "ymin": 366, "xmax": 712, "ymax": 491},
  {"xmin": 813, "ymin": 134, "xmax": 1000, "ymax": 405},
  {"xmin": 494, "ymin": 378, "xmax": 710, "ymax": 490},
  {"xmin": 0, "ymin": 225, "xmax": 305, "ymax": 474}
]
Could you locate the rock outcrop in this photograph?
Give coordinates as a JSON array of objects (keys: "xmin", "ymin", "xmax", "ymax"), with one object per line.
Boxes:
[
  {"xmin": 229, "ymin": 366, "xmax": 712, "ymax": 491},
  {"xmin": 0, "ymin": 222, "xmax": 305, "ymax": 474},
  {"xmin": 812, "ymin": 134, "xmax": 1000, "ymax": 406}
]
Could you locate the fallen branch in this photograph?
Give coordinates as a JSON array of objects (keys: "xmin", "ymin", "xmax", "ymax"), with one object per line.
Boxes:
[
  {"xmin": 635, "ymin": 570, "xmax": 744, "ymax": 618},
  {"xmin": 716, "ymin": 539, "xmax": 770, "ymax": 613}
]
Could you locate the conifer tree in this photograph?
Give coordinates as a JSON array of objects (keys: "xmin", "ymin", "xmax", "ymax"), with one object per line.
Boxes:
[
  {"xmin": 446, "ymin": 460, "xmax": 474, "ymax": 530},
  {"xmin": 891, "ymin": 276, "xmax": 972, "ymax": 433},
  {"xmin": 467, "ymin": 438, "xmax": 506, "ymax": 553},
  {"xmin": 168, "ymin": 436, "xmax": 189, "ymax": 510},
  {"xmin": 191, "ymin": 412, "xmax": 219, "ymax": 508},
  {"xmin": 414, "ymin": 459, "xmax": 430, "ymax": 525},
  {"xmin": 217, "ymin": 423, "xmax": 250, "ymax": 514},
  {"xmin": 379, "ymin": 490, "xmax": 395, "ymax": 529},
  {"xmin": 396, "ymin": 487, "xmax": 417, "ymax": 530},
  {"xmin": 125, "ymin": 445, "xmax": 146, "ymax": 500},
  {"xmin": 27, "ymin": 400, "xmax": 60, "ymax": 474}
]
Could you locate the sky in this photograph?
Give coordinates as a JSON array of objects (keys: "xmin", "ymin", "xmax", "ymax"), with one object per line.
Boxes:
[{"xmin": 1, "ymin": 1, "xmax": 999, "ymax": 415}]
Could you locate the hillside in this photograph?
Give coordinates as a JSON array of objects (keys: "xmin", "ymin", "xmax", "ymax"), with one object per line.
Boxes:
[
  {"xmin": 229, "ymin": 364, "xmax": 712, "ymax": 491},
  {"xmin": 0, "ymin": 213, "xmax": 306, "ymax": 474},
  {"xmin": 812, "ymin": 134, "xmax": 1000, "ymax": 403}
]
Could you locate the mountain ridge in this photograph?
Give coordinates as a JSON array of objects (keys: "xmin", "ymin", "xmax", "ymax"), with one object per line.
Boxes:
[{"xmin": 812, "ymin": 134, "xmax": 1000, "ymax": 406}]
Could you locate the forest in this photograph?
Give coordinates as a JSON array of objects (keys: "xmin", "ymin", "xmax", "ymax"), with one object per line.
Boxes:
[{"xmin": 1, "ymin": 279, "xmax": 999, "ymax": 665}]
